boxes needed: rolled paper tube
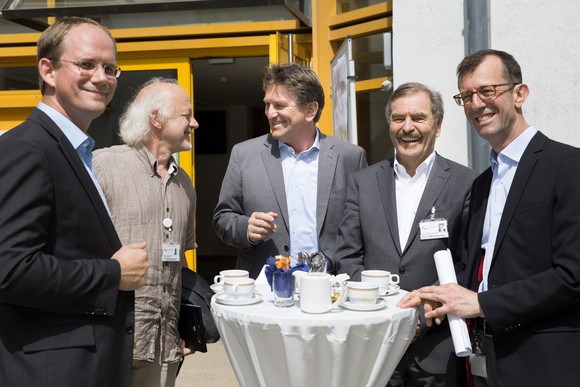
[433,249,472,357]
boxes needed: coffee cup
[213,269,249,285]
[347,281,379,305]
[224,278,255,299]
[361,270,400,295]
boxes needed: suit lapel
[378,159,403,255]
[465,168,491,288]
[492,132,545,263]
[405,154,450,252]
[261,135,289,230]
[316,134,337,237]
[34,109,121,249]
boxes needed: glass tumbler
[272,271,295,307]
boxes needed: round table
[211,283,418,387]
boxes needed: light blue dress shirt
[279,130,320,267]
[37,102,111,215]
[479,125,537,292]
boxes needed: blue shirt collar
[278,128,320,156]
[37,102,95,152]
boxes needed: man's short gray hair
[385,82,444,125]
[119,77,179,146]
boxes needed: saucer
[340,298,387,311]
[380,284,400,296]
[215,292,263,306]
[210,283,223,294]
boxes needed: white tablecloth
[211,282,418,387]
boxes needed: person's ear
[149,109,163,130]
[305,101,318,122]
[435,115,443,138]
[38,58,56,89]
[513,83,529,109]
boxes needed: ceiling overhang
[0,0,311,31]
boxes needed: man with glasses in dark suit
[399,49,580,387]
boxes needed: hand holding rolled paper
[432,249,472,357]
[397,249,476,357]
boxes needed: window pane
[352,33,391,82]
[337,0,385,13]
[0,67,38,90]
[356,88,392,164]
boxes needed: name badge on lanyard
[419,206,449,240]
[162,217,181,262]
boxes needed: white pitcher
[293,272,346,314]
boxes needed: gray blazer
[213,131,367,279]
[335,153,477,378]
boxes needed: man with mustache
[336,83,477,386]
[213,63,367,279]
[94,78,198,387]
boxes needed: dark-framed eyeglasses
[453,82,519,106]
[55,59,122,79]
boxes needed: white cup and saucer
[215,278,263,305]
[211,269,249,294]
[341,281,387,311]
[361,270,400,296]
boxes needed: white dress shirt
[279,130,320,266]
[394,151,436,250]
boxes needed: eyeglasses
[453,82,519,106]
[56,59,121,79]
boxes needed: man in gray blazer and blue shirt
[213,63,367,279]
[335,83,477,386]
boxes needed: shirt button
[399,266,406,274]
[126,325,134,334]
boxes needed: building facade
[1,0,578,271]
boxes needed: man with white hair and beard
[94,78,198,387]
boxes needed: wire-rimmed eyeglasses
[55,59,122,79]
[453,82,519,106]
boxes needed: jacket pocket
[22,324,95,353]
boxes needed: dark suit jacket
[0,108,134,387]
[213,132,367,279]
[335,153,477,378]
[461,131,580,386]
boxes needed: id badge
[419,218,449,240]
[162,243,181,262]
[469,353,488,378]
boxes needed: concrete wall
[393,0,468,165]
[489,0,580,146]
[393,0,580,168]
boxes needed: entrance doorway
[193,56,270,280]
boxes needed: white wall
[393,0,580,168]
[489,0,580,146]
[393,0,468,165]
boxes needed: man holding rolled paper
[399,49,580,387]
[335,82,477,386]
